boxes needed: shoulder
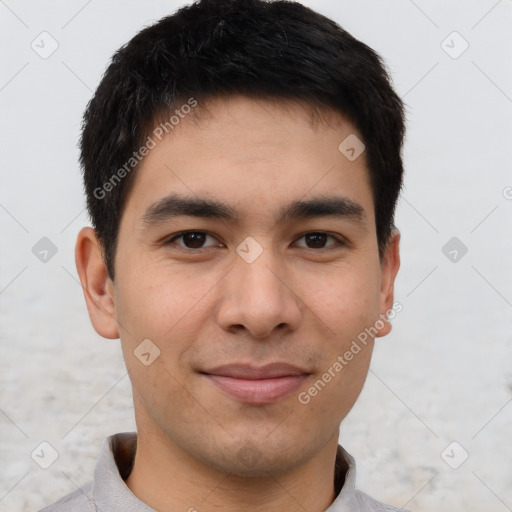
[38,481,95,512]
[353,489,411,512]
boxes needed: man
[40,0,406,510]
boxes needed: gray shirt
[39,432,408,512]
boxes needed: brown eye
[167,231,219,249]
[295,232,342,249]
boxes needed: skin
[75,95,400,512]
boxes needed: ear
[75,227,119,339]
[375,228,401,338]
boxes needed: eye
[166,231,221,249]
[294,232,345,249]
[164,230,345,251]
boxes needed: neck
[125,428,341,512]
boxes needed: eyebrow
[141,193,366,227]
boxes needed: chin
[196,436,311,478]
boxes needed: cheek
[303,263,381,341]
[115,260,201,340]
[114,264,207,424]
[114,260,219,387]
[296,343,373,434]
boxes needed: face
[78,95,399,477]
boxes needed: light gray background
[1,1,511,511]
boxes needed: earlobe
[75,227,120,339]
[375,228,401,338]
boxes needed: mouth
[199,363,311,404]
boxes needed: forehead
[122,95,374,228]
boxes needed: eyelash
[163,231,347,251]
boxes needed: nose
[215,246,303,339]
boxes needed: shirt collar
[92,432,358,512]
[93,433,153,511]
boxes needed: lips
[200,363,310,404]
